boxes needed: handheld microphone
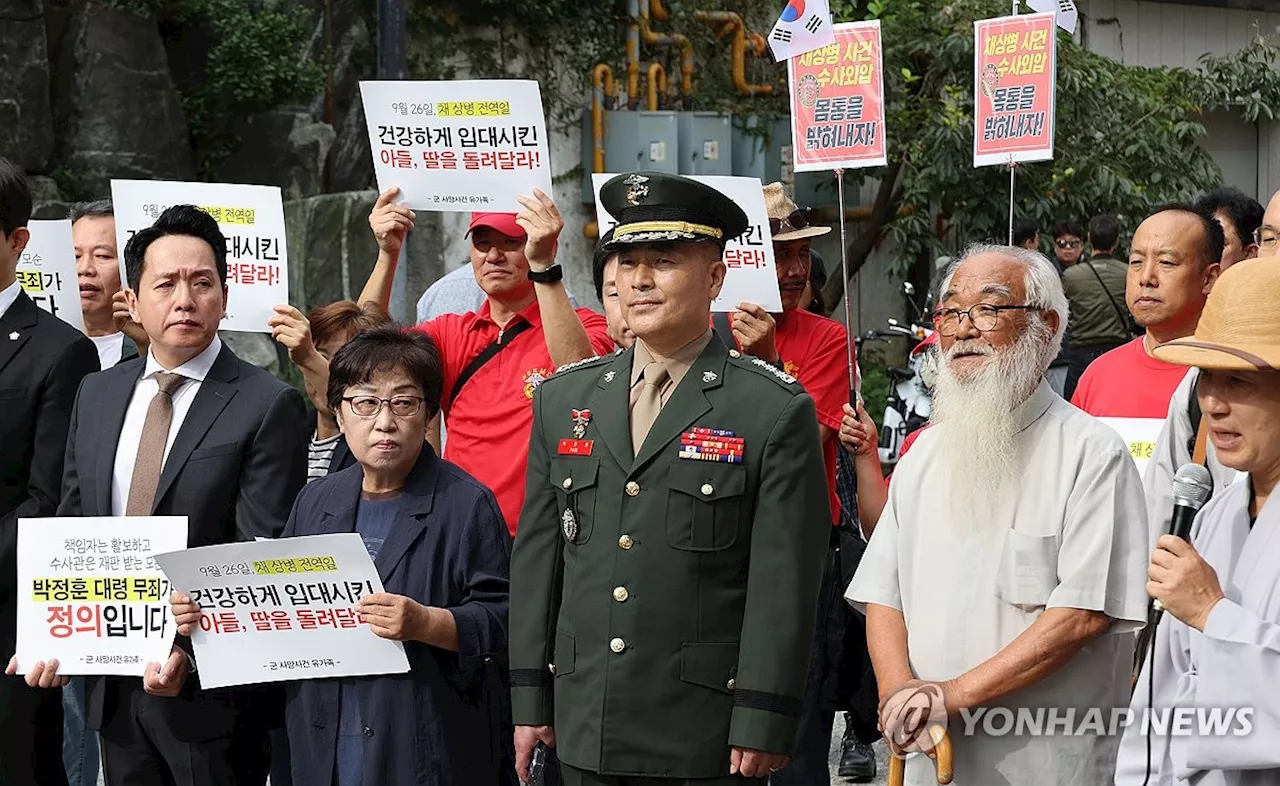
[1152,463,1213,614]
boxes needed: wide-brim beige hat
[763,182,831,242]
[1153,256,1280,371]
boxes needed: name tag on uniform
[558,439,594,456]
[678,428,744,464]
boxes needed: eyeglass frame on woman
[931,304,1043,336]
[341,395,426,418]
[1253,225,1278,254]
[769,209,810,235]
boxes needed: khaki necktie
[126,372,187,516]
[630,362,669,456]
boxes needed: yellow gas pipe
[646,63,667,112]
[638,0,693,97]
[585,64,617,240]
[692,10,773,97]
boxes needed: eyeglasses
[931,304,1042,336]
[769,209,811,235]
[1254,226,1278,255]
[1055,239,1082,249]
[342,395,425,418]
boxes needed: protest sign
[17,220,84,332]
[591,173,783,313]
[973,12,1057,168]
[788,21,887,171]
[360,80,554,213]
[15,517,188,676]
[1098,417,1165,477]
[110,180,288,333]
[154,534,410,689]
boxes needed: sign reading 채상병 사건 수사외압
[973,12,1057,168]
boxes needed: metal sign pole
[835,168,858,403]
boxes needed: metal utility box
[731,116,790,183]
[676,112,732,176]
[581,109,680,203]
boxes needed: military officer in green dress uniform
[509,172,832,785]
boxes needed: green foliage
[858,362,891,430]
[825,0,1238,280]
[1199,34,1280,123]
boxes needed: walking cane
[887,726,954,786]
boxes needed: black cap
[600,171,749,249]
[591,227,617,300]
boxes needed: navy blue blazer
[281,446,515,786]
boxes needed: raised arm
[359,186,416,310]
[516,190,595,367]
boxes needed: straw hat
[1153,257,1280,371]
[763,182,831,242]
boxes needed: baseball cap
[467,212,525,239]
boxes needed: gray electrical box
[731,116,790,184]
[676,112,732,176]
[581,109,680,203]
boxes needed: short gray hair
[69,198,113,223]
[940,243,1070,362]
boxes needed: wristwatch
[527,264,564,284]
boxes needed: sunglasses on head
[770,209,811,235]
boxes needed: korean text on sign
[154,533,410,689]
[19,220,84,332]
[360,80,554,213]
[15,518,189,676]
[972,12,1057,167]
[591,173,783,313]
[110,180,289,334]
[788,21,888,172]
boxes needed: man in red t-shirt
[362,187,614,534]
[1072,204,1223,419]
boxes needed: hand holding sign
[5,655,71,689]
[514,189,563,271]
[171,592,201,636]
[731,303,780,364]
[369,187,415,260]
[113,289,149,348]
[142,646,190,697]
[358,592,430,642]
[268,305,319,368]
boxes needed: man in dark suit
[17,204,309,785]
[0,159,99,785]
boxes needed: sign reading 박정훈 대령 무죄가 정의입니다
[591,173,783,314]
[15,517,189,676]
[360,79,554,214]
[110,180,288,334]
[154,533,410,690]
[788,21,887,172]
[18,220,84,333]
[973,12,1057,168]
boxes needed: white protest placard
[110,180,288,333]
[360,80,553,213]
[154,534,410,689]
[591,173,783,313]
[1098,417,1166,477]
[18,220,84,333]
[15,517,188,676]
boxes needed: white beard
[929,324,1049,534]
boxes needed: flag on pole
[1027,0,1078,34]
[768,0,837,62]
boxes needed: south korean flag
[768,0,837,62]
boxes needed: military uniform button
[610,637,626,653]
[613,586,629,602]
[618,534,634,550]
[549,663,556,675]
[729,349,741,358]
[562,477,573,489]
[625,481,640,497]
[727,678,735,691]
[701,483,714,496]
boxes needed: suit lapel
[151,347,240,513]
[0,292,40,377]
[315,465,362,535]
[372,450,438,582]
[632,339,727,471]
[96,363,146,515]
[589,349,636,471]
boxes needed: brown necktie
[126,372,188,515]
[630,362,669,456]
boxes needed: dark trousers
[0,674,68,786]
[99,684,270,786]
[562,765,745,785]
[1063,341,1126,401]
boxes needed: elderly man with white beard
[844,245,1151,786]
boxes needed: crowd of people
[0,148,1278,786]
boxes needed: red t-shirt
[722,309,853,524]
[1070,337,1188,418]
[419,300,615,535]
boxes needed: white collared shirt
[111,336,223,516]
[90,332,127,370]
[0,279,22,322]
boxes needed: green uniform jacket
[509,338,831,778]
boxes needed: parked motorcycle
[875,282,938,468]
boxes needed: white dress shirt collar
[143,335,223,382]
[0,279,22,322]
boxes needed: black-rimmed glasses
[342,395,425,418]
[931,304,1042,336]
